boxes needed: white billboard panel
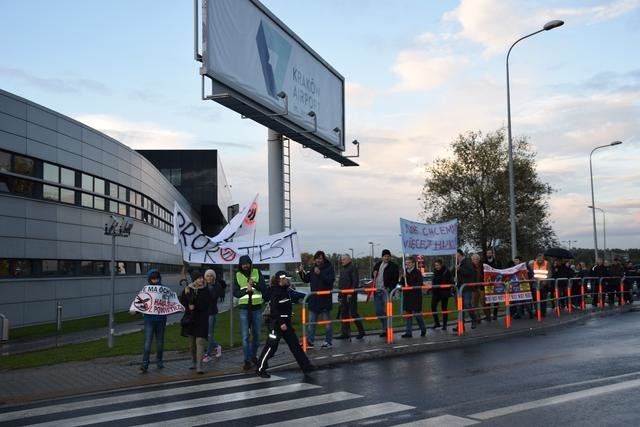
[202,0,345,151]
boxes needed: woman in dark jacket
[401,256,426,338]
[298,250,335,348]
[431,259,453,330]
[179,270,210,374]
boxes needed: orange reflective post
[505,290,511,329]
[386,299,393,343]
[536,287,542,322]
[555,287,561,317]
[301,306,307,352]
[599,283,604,309]
[619,280,625,306]
[581,282,586,311]
[456,294,464,336]
[567,286,573,313]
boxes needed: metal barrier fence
[298,276,639,350]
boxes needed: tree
[420,129,557,261]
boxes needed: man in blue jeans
[299,250,335,348]
[138,269,169,373]
[371,249,400,337]
[234,255,267,370]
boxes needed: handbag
[180,312,193,328]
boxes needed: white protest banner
[173,203,300,264]
[183,229,301,264]
[399,218,458,255]
[217,193,259,241]
[129,285,185,315]
[483,263,532,303]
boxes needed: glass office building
[0,89,229,327]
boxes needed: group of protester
[135,248,638,378]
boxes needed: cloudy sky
[2,0,639,259]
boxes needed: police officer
[256,271,315,378]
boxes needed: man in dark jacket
[401,256,426,338]
[256,271,314,378]
[371,249,400,337]
[233,255,267,370]
[591,259,608,307]
[431,259,453,330]
[299,250,335,348]
[336,254,365,340]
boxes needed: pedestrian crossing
[0,374,415,426]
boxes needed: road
[1,310,639,426]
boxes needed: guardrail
[297,276,638,350]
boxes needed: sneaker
[441,325,447,331]
[356,332,365,340]
[243,360,253,371]
[215,345,222,358]
[140,365,148,373]
[420,329,426,337]
[378,332,387,337]
[202,355,212,363]
[306,341,315,348]
[156,362,164,369]
[257,370,271,378]
[321,341,333,348]
[401,333,412,338]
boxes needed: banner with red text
[129,285,185,315]
[483,263,531,303]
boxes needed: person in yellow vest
[234,255,267,371]
[531,253,551,317]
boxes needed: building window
[109,182,118,198]
[43,163,59,183]
[0,259,32,277]
[118,203,127,216]
[118,185,127,201]
[60,188,75,204]
[94,178,105,195]
[13,155,35,176]
[42,259,58,275]
[81,193,93,208]
[60,167,74,186]
[0,175,35,196]
[0,151,10,172]
[94,196,105,211]
[109,200,118,213]
[43,184,58,201]
[81,174,93,191]
[59,260,77,275]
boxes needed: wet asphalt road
[300,309,640,425]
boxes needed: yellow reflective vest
[236,269,263,306]
[532,260,549,280]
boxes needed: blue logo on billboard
[256,20,292,98]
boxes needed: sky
[2,0,639,259]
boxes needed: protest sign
[483,263,531,303]
[400,218,458,255]
[129,285,185,315]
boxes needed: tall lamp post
[588,206,607,261]
[589,141,622,263]
[348,247,354,259]
[104,215,133,348]
[506,19,564,259]
[368,242,379,276]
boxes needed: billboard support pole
[268,129,286,276]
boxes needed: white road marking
[469,377,640,420]
[257,402,414,427]
[394,414,479,426]
[0,376,282,422]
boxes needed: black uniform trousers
[257,322,311,372]
[430,289,450,327]
[339,295,365,337]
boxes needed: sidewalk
[0,304,635,406]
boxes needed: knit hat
[275,270,288,279]
[381,249,391,257]
[190,269,203,281]
[239,255,252,266]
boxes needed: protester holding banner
[482,249,501,321]
[132,268,180,373]
[299,250,335,348]
[401,256,427,338]
[371,249,400,337]
[203,269,224,363]
[234,255,267,371]
[431,259,453,330]
[179,270,210,374]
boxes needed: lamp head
[333,127,340,133]
[307,111,316,118]
[352,139,359,146]
[610,140,622,146]
[543,20,564,31]
[276,91,287,99]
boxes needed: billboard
[201,0,348,157]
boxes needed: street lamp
[589,141,622,263]
[588,206,607,261]
[104,215,133,348]
[348,247,354,259]
[506,19,564,260]
[368,242,379,276]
